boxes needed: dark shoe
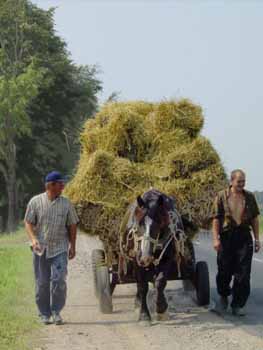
[214,296,228,313]
[138,312,151,322]
[232,307,246,316]
[219,296,228,310]
[39,315,51,325]
[52,313,64,325]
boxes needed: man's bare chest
[227,194,245,225]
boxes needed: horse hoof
[138,313,151,322]
[156,310,170,321]
[134,298,141,309]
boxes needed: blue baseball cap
[45,171,65,183]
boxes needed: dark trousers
[216,228,253,308]
[33,250,68,317]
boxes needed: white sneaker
[219,296,228,310]
[52,313,63,325]
[40,315,51,325]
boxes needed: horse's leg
[134,282,141,308]
[155,270,169,320]
[138,279,151,321]
[134,263,142,308]
[136,268,151,321]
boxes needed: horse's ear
[137,195,145,208]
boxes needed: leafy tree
[0,0,102,231]
[0,0,44,231]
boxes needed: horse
[119,189,187,322]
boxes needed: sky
[32,0,263,190]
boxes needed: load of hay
[65,99,227,256]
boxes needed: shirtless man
[212,169,261,316]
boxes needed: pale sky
[32,0,263,190]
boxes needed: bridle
[121,209,186,270]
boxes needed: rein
[120,209,187,274]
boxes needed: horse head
[134,192,170,267]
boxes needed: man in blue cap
[24,171,79,325]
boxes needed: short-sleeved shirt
[212,187,260,233]
[24,192,79,258]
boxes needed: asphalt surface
[194,233,263,338]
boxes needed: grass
[0,226,40,350]
[259,215,263,235]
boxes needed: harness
[119,209,187,277]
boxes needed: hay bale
[103,111,150,162]
[151,129,190,158]
[65,99,226,255]
[151,99,204,137]
[81,102,153,162]
[166,137,220,179]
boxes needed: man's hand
[213,238,221,252]
[255,240,261,253]
[32,238,41,253]
[69,245,76,260]
[212,218,221,252]
[68,224,77,260]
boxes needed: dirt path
[37,233,263,350]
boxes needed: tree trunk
[15,180,20,226]
[6,169,17,233]
[5,141,19,233]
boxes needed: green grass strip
[0,228,40,350]
[259,215,263,235]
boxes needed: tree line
[0,0,102,232]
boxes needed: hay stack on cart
[65,100,226,259]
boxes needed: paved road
[194,233,263,338]
[39,233,263,350]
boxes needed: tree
[0,0,44,232]
[0,1,102,231]
[15,5,102,206]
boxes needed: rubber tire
[91,249,105,298]
[187,239,196,266]
[96,265,113,314]
[195,261,210,306]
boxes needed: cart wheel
[91,249,105,298]
[186,239,196,266]
[96,265,113,313]
[195,261,210,306]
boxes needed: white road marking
[253,257,263,263]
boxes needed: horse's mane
[142,189,175,212]
[120,189,177,236]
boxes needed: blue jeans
[33,250,68,317]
